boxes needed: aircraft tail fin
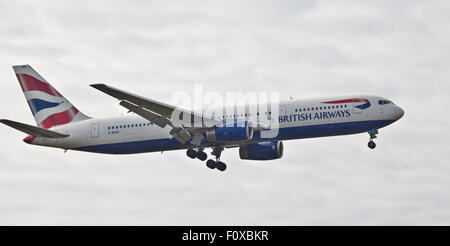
[12,65,90,129]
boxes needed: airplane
[0,65,404,172]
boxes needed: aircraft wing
[91,83,220,145]
[91,84,176,117]
[0,119,69,138]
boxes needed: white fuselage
[27,95,404,154]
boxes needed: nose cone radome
[394,106,405,120]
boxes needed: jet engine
[239,141,283,160]
[206,121,253,142]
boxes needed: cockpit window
[378,100,394,105]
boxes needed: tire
[368,141,376,149]
[197,151,207,161]
[216,162,227,172]
[206,159,216,169]
[186,149,197,159]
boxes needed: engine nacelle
[239,141,284,160]
[206,121,253,142]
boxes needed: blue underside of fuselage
[73,120,395,154]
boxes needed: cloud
[0,0,449,225]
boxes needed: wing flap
[0,119,69,138]
[119,100,171,128]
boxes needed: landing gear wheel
[196,151,207,161]
[208,147,227,171]
[206,159,216,169]
[367,129,378,150]
[216,162,227,172]
[368,141,376,149]
[186,149,197,159]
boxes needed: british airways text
[279,110,351,123]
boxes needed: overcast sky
[0,0,449,225]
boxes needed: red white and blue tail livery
[1,65,404,172]
[13,65,89,129]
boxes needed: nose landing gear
[368,129,378,149]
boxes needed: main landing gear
[207,147,226,172]
[368,129,378,149]
[186,147,227,171]
[186,148,207,161]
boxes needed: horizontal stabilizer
[0,119,69,138]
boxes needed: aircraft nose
[394,106,404,120]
